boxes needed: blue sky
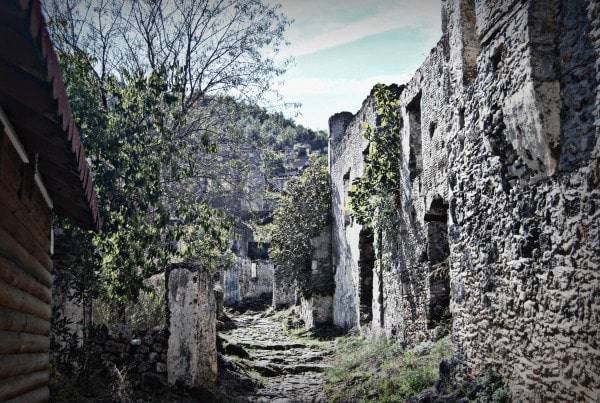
[269,0,442,131]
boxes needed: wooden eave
[0,0,101,231]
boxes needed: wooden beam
[0,59,55,118]
[0,255,51,304]
[0,370,49,401]
[0,280,50,321]
[0,25,47,82]
[0,307,49,336]
[0,354,49,378]
[0,226,51,286]
[0,197,52,270]
[4,386,49,403]
[0,331,48,354]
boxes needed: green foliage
[325,335,453,403]
[92,275,166,332]
[349,84,402,226]
[177,96,328,221]
[59,50,234,304]
[270,156,331,295]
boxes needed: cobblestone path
[219,311,333,403]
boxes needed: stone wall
[167,262,218,390]
[298,227,334,328]
[89,325,168,393]
[329,105,375,331]
[272,268,296,309]
[329,0,599,399]
[222,222,274,306]
[447,1,599,400]
[240,260,274,301]
[222,257,274,305]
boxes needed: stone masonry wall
[89,325,168,393]
[446,1,599,400]
[329,0,599,399]
[222,257,274,305]
[272,269,296,309]
[167,262,218,390]
[329,102,376,331]
[298,226,334,328]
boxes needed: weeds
[93,274,166,331]
[325,335,453,402]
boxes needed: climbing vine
[349,84,402,226]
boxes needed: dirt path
[219,311,333,403]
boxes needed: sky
[269,0,443,131]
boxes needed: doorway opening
[358,226,375,326]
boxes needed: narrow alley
[219,309,334,403]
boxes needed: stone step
[249,361,332,377]
[239,342,307,351]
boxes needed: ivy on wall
[349,84,402,226]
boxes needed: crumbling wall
[329,105,375,331]
[238,260,273,301]
[222,223,274,305]
[222,260,242,305]
[447,0,600,400]
[298,226,334,328]
[167,262,217,390]
[272,268,295,309]
[330,44,452,341]
[89,325,169,393]
[222,257,273,305]
[329,0,599,399]
[374,41,452,343]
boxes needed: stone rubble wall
[89,325,169,393]
[447,0,599,400]
[329,0,599,400]
[222,259,242,305]
[167,262,218,390]
[240,260,274,301]
[222,257,274,305]
[272,268,296,309]
[298,226,334,328]
[298,294,333,330]
[329,105,375,331]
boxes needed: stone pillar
[167,262,217,390]
[272,267,295,309]
[298,226,334,328]
[214,285,224,320]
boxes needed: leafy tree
[270,156,331,295]
[59,50,234,306]
[43,0,292,308]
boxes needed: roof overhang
[0,0,101,231]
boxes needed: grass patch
[325,335,453,402]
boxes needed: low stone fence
[89,325,169,392]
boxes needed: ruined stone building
[221,222,274,305]
[329,0,599,400]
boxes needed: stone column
[167,262,217,390]
[298,226,334,328]
[272,267,296,309]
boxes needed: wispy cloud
[265,0,442,129]
[277,74,413,97]
[274,0,441,57]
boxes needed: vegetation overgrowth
[269,156,332,295]
[349,84,403,227]
[325,335,453,402]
